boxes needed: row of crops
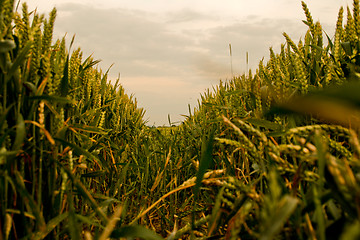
[1,0,360,239]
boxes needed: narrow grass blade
[4,213,12,240]
[68,191,81,240]
[32,212,69,240]
[12,113,25,151]
[192,127,215,232]
[313,186,326,240]
[260,195,299,240]
[194,128,215,199]
[6,41,32,83]
[60,56,69,97]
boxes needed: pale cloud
[165,8,216,24]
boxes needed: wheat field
[1,0,360,239]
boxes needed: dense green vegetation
[1,0,360,239]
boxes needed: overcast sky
[22,0,353,125]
